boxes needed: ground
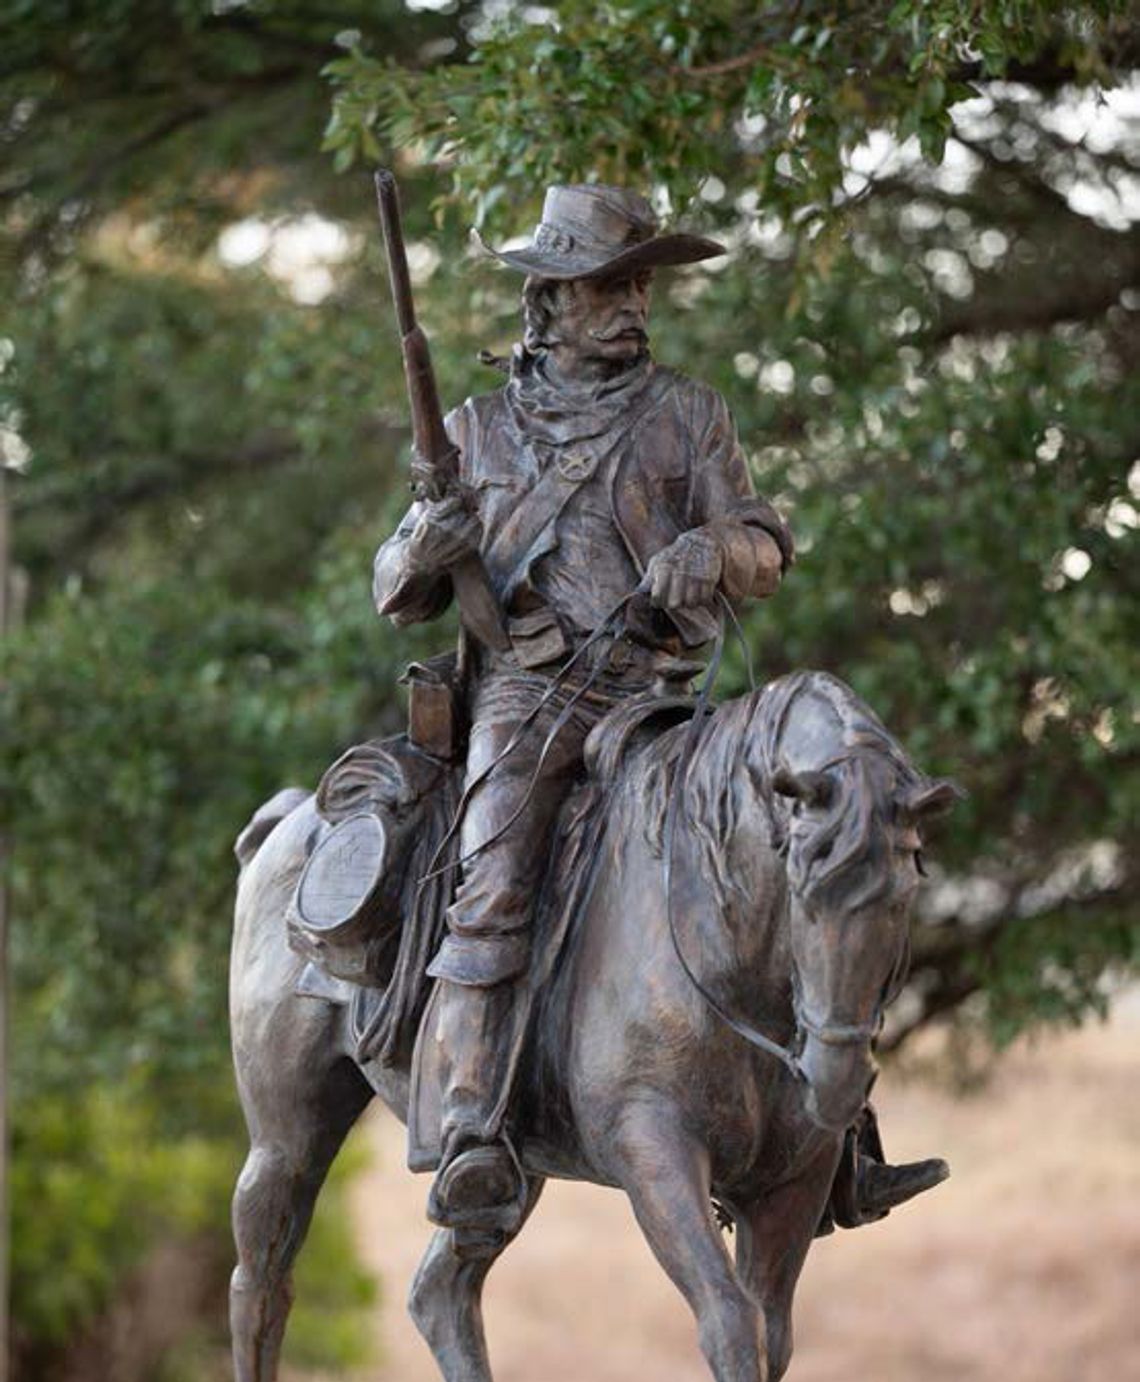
[327,992,1140,1380]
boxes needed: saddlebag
[287,734,458,1008]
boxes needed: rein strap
[662,596,806,1082]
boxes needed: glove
[405,494,483,574]
[644,528,723,613]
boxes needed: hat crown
[536,185,658,257]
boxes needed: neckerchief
[503,348,658,457]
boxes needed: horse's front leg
[732,1140,841,1382]
[407,1175,545,1382]
[611,1102,767,1382]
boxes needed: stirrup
[427,1138,527,1238]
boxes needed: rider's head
[522,272,653,378]
[478,184,724,380]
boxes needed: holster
[401,650,468,760]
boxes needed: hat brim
[473,229,725,280]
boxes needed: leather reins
[413,583,897,1076]
[661,594,901,1077]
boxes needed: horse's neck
[678,696,793,1015]
[760,669,903,776]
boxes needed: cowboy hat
[475,184,724,280]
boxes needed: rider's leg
[426,978,530,1245]
[408,1176,546,1382]
[612,1101,767,1382]
[425,677,599,1237]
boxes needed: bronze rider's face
[547,271,653,379]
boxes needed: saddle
[287,689,695,1141]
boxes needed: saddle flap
[407,982,445,1172]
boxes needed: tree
[1,1,454,1369]
[1,0,1137,1366]
[324,0,1139,1047]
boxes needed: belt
[583,631,704,686]
[584,631,649,677]
[486,602,704,686]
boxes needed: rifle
[374,170,509,652]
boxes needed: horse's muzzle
[798,1036,877,1133]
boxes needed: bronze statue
[228,180,955,1382]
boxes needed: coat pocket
[508,608,570,670]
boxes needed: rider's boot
[851,1099,949,1221]
[426,979,528,1256]
[822,1103,949,1231]
[856,1154,949,1220]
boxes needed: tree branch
[883,873,1135,1050]
[948,30,1140,92]
[674,41,788,79]
[14,419,404,577]
[15,105,211,260]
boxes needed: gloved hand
[644,528,723,612]
[405,493,483,573]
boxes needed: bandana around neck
[503,347,658,452]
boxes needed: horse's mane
[679,671,925,916]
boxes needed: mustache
[588,321,648,342]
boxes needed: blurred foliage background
[1,1,1137,1376]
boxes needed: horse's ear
[772,765,834,809]
[900,778,964,824]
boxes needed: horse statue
[229,669,958,1382]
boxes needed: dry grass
[337,996,1140,1381]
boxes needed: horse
[228,669,958,1382]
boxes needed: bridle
[792,997,883,1050]
[663,617,910,1082]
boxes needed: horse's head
[773,757,959,1132]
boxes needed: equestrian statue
[228,178,957,1382]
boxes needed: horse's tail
[233,787,311,872]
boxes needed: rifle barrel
[375,170,417,338]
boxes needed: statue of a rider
[373,185,944,1248]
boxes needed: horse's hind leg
[613,1106,766,1382]
[408,1176,546,1382]
[230,1048,372,1382]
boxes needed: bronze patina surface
[228,180,956,1382]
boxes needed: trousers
[428,666,634,986]
[425,664,644,1155]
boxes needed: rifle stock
[374,170,509,652]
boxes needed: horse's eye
[915,850,928,878]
